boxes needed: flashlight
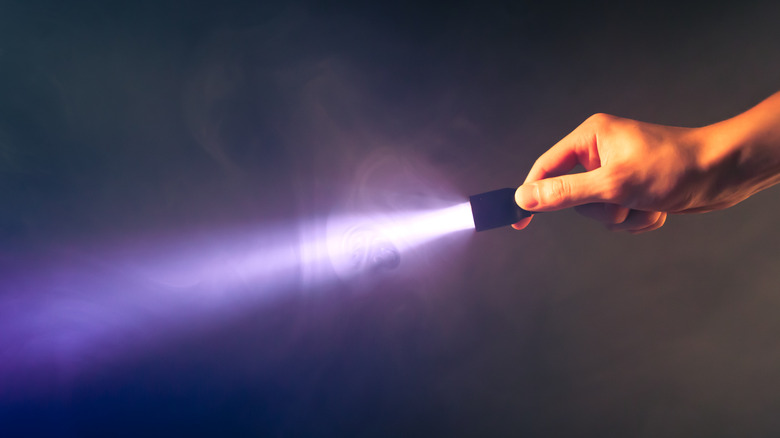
[469,188,532,232]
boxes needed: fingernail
[516,184,538,210]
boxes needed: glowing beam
[383,202,475,249]
[324,202,475,279]
[0,200,478,395]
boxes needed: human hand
[513,92,780,233]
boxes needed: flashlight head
[469,188,532,232]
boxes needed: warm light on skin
[513,92,780,233]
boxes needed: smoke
[0,5,481,397]
[5,1,780,436]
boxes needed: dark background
[2,0,780,436]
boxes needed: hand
[513,92,780,233]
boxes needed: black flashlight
[469,188,533,232]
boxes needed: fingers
[516,167,614,212]
[606,210,665,233]
[511,215,533,230]
[517,115,623,212]
[524,114,605,184]
[574,203,630,225]
[514,113,670,231]
[628,212,667,234]
[573,203,668,233]
[512,205,667,233]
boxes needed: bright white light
[325,201,474,279]
[383,202,475,250]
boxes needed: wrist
[695,109,780,191]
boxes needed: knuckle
[542,178,570,203]
[586,112,614,126]
[599,167,631,203]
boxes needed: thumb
[516,169,610,212]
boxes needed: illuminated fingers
[628,212,667,234]
[511,215,533,230]
[606,209,665,233]
[516,168,616,211]
[524,114,606,184]
[572,203,667,233]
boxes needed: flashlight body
[469,188,532,231]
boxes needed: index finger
[525,116,603,184]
